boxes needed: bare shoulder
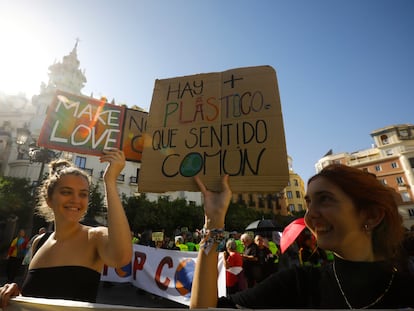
[86,225,108,241]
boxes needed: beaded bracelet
[199,228,226,255]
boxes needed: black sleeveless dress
[21,266,101,302]
[21,232,101,302]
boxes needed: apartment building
[315,124,414,229]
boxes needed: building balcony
[347,154,382,166]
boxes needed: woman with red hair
[190,164,413,309]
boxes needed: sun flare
[0,16,52,97]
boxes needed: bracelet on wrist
[199,227,225,255]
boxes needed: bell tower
[30,41,87,139]
[46,39,87,94]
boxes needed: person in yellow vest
[131,231,139,244]
[266,239,280,273]
[235,239,244,254]
[297,231,328,267]
[193,231,201,251]
[230,231,244,254]
[175,236,188,251]
[185,233,197,251]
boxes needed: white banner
[101,244,226,306]
[6,245,225,310]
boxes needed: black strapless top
[21,266,101,302]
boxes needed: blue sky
[1,0,413,184]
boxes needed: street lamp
[16,127,60,183]
[16,128,30,146]
[28,148,59,183]
[16,127,31,160]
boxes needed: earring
[364,224,369,231]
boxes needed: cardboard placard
[151,231,164,242]
[37,91,147,162]
[139,66,289,193]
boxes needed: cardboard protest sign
[37,91,147,162]
[139,66,289,193]
[151,231,164,241]
[121,108,147,162]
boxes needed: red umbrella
[280,218,307,254]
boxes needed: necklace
[332,261,396,309]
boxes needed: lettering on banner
[101,245,224,304]
[132,251,174,291]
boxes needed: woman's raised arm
[190,175,232,309]
[96,149,132,267]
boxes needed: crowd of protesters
[129,225,334,294]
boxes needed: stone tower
[29,41,87,140]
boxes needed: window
[286,191,293,199]
[258,195,264,208]
[75,156,86,168]
[386,149,393,156]
[391,162,398,169]
[248,194,255,206]
[294,179,299,186]
[380,135,389,145]
[296,191,301,198]
[267,194,273,208]
[408,209,414,217]
[381,179,387,185]
[409,157,414,169]
[288,204,295,212]
[136,168,140,182]
[298,204,303,211]
[401,192,411,202]
[396,176,404,185]
[375,165,382,172]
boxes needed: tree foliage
[0,176,287,240]
[122,194,275,237]
[83,183,105,225]
[122,194,205,236]
[0,176,34,229]
[225,202,272,232]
